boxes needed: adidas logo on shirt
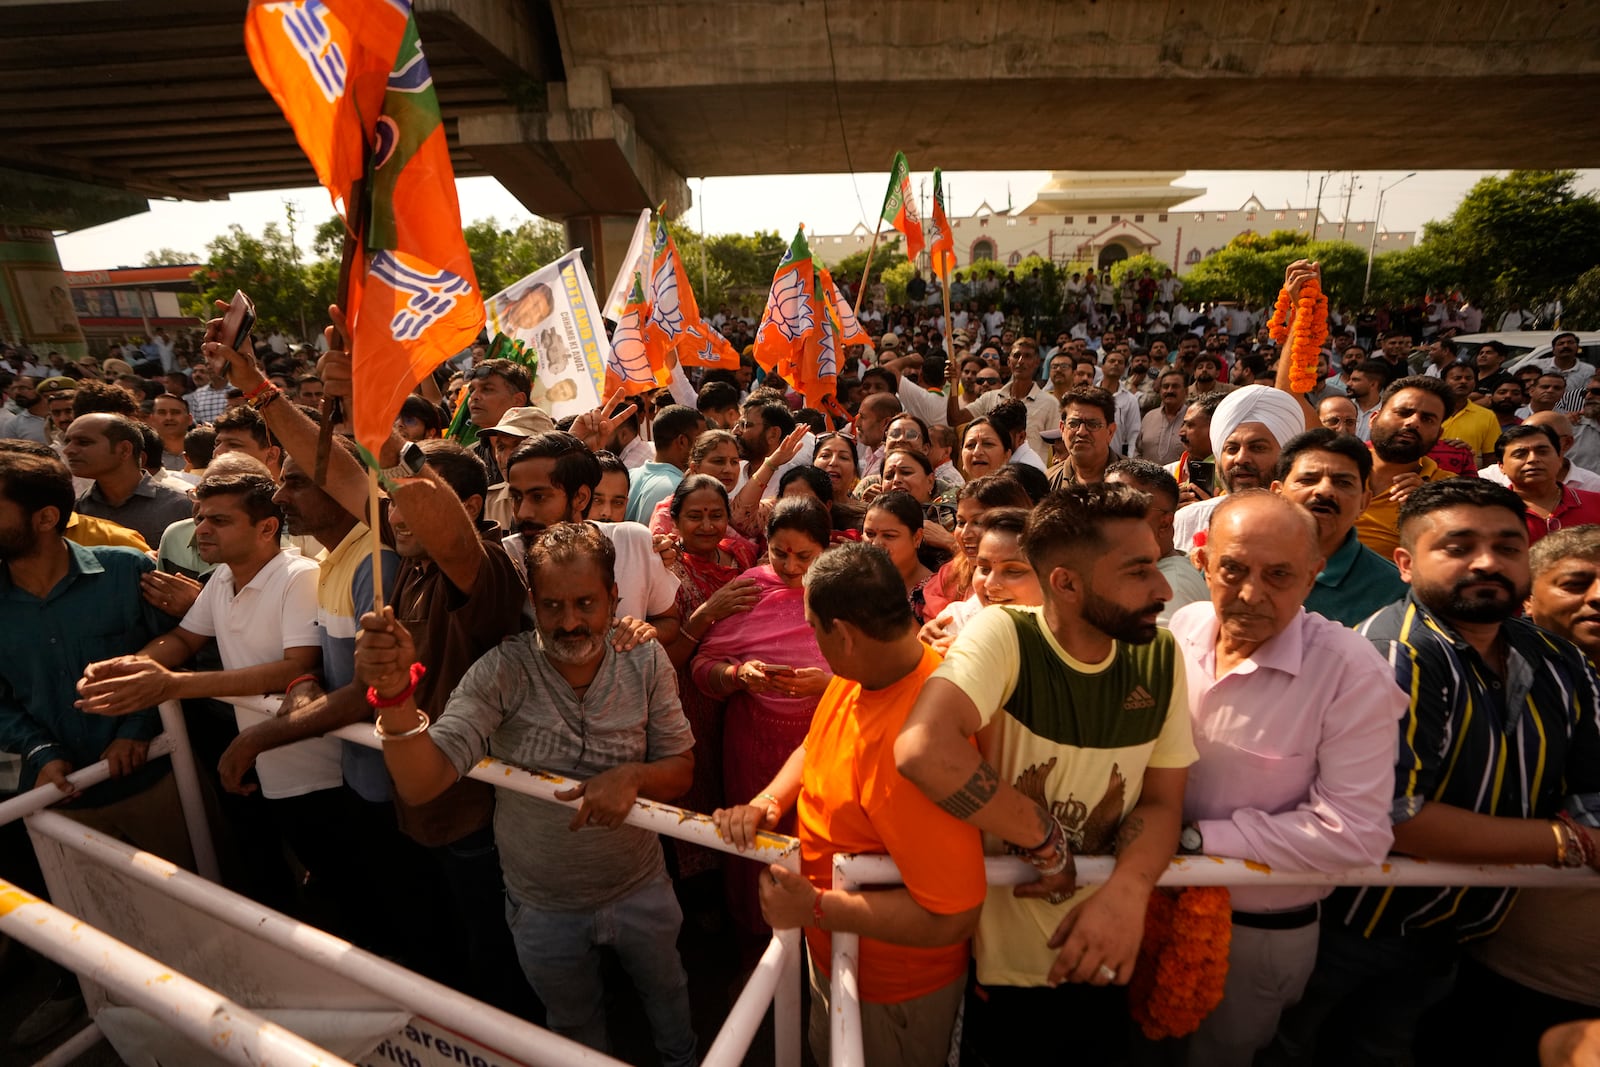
[1122,685,1156,711]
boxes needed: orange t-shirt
[798,645,987,1003]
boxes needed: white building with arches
[810,171,1413,276]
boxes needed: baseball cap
[478,405,557,439]
[879,333,901,350]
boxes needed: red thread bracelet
[367,662,426,709]
[812,890,827,929]
[284,673,319,694]
[243,378,273,401]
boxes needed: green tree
[1418,170,1600,315]
[1109,253,1167,292]
[1182,235,1371,308]
[142,248,198,266]
[832,235,904,289]
[192,221,316,339]
[464,216,567,298]
[1367,243,1461,307]
[881,260,917,304]
[1563,266,1600,330]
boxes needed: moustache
[552,627,594,642]
[1452,573,1517,597]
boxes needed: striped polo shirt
[1331,594,1600,942]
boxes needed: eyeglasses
[1063,418,1106,433]
[1585,388,1600,397]
[976,376,1001,384]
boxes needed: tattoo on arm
[938,762,1000,820]
[1113,814,1146,855]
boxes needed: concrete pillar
[563,214,645,297]
[0,226,88,361]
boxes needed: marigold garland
[1269,273,1330,395]
[1127,886,1232,1040]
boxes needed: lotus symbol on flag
[370,252,472,342]
[648,255,685,340]
[817,314,838,381]
[762,269,814,343]
[610,310,654,387]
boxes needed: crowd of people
[1,258,1598,1067]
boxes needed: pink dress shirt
[1168,602,1407,913]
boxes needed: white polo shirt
[182,551,335,800]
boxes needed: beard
[1418,572,1528,624]
[1370,422,1432,463]
[538,625,607,664]
[0,524,40,561]
[1081,585,1163,645]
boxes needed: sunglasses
[923,502,957,525]
[976,376,1001,384]
[1585,388,1600,398]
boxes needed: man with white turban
[1172,385,1310,553]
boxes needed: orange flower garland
[1128,886,1232,1040]
[1266,273,1331,395]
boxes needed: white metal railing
[827,851,1600,1067]
[2,700,804,1067]
[0,875,358,1067]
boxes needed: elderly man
[1314,391,1360,435]
[356,523,698,1065]
[896,483,1195,1063]
[1170,492,1404,1066]
[1538,331,1597,407]
[1569,374,1600,474]
[1268,480,1600,1066]
[1271,430,1406,626]
[1172,385,1309,553]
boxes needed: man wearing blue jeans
[356,522,698,1066]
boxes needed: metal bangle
[373,710,430,742]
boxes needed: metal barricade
[826,851,1600,1067]
[1,700,802,1067]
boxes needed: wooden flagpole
[851,222,881,322]
[940,268,954,371]
[327,171,385,612]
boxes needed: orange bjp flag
[606,272,664,396]
[246,0,484,455]
[754,226,820,376]
[928,168,956,280]
[878,151,925,262]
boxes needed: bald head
[1525,409,1574,442]
[859,392,901,420]
[1210,490,1320,558]
[1200,490,1321,648]
[1318,395,1360,436]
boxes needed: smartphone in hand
[212,290,256,385]
[761,664,796,677]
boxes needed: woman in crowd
[871,449,960,560]
[919,471,1033,618]
[862,490,940,624]
[650,429,743,536]
[959,416,1014,481]
[919,507,1042,652]
[776,465,864,542]
[661,475,760,880]
[691,497,833,934]
[812,430,862,501]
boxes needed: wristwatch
[381,441,426,483]
[1179,823,1204,855]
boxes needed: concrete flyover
[2,0,1599,231]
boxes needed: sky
[53,168,1600,272]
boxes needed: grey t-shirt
[429,633,694,911]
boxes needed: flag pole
[331,168,385,613]
[852,223,881,322]
[941,269,954,371]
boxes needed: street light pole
[1363,172,1417,301]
